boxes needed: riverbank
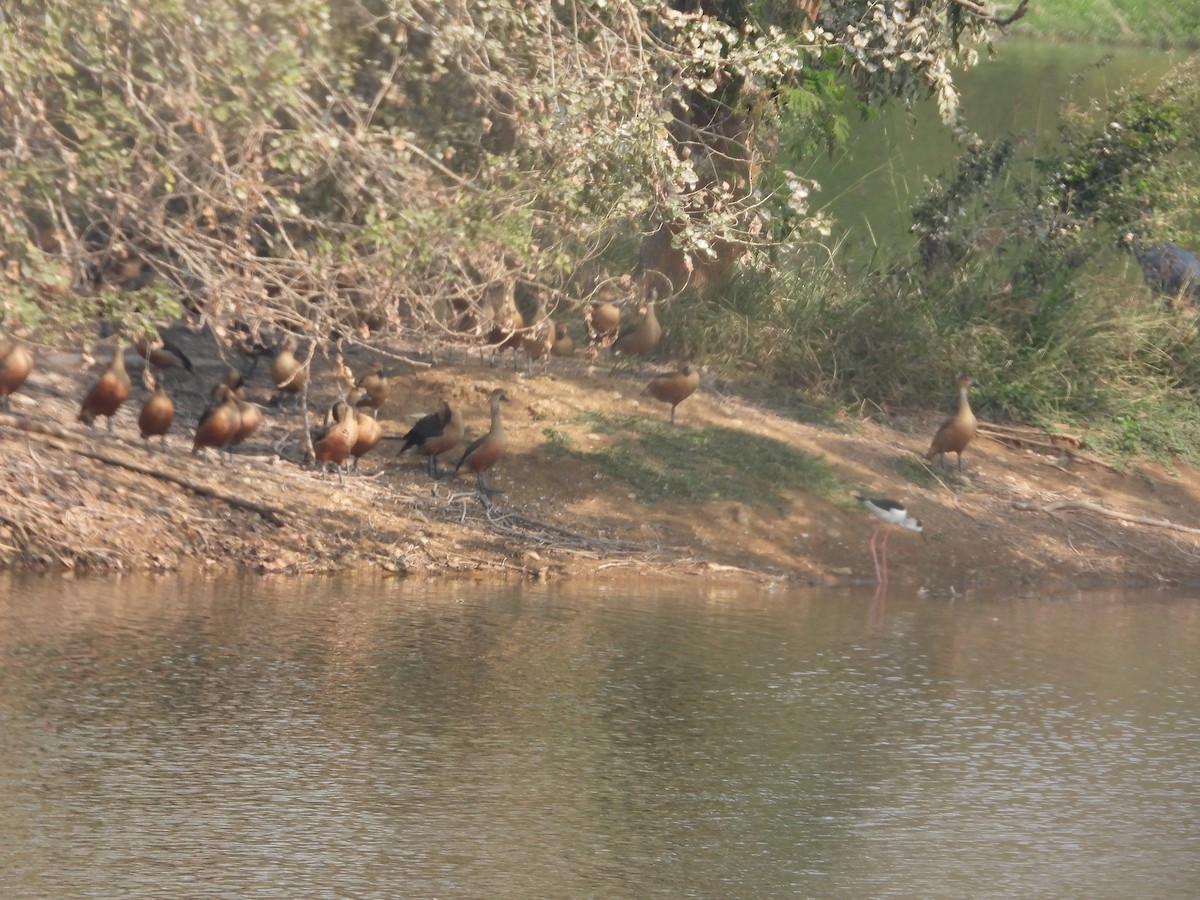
[2,325,1200,591]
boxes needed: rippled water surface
[2,573,1199,898]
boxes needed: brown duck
[926,375,980,471]
[137,375,175,450]
[0,330,33,412]
[270,335,308,409]
[351,409,384,471]
[585,301,621,344]
[486,303,524,368]
[311,399,359,485]
[218,364,246,394]
[398,400,465,478]
[454,388,510,497]
[522,304,556,374]
[353,361,390,417]
[229,396,264,453]
[551,321,575,357]
[79,343,132,431]
[645,362,700,425]
[193,384,243,463]
[613,298,661,359]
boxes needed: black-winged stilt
[852,492,924,585]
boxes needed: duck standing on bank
[270,335,308,410]
[454,388,510,498]
[354,361,390,417]
[351,408,384,471]
[193,384,243,464]
[522,302,556,375]
[645,362,700,425]
[0,329,33,413]
[926,375,979,471]
[398,401,464,478]
[310,399,359,485]
[137,374,175,450]
[79,342,132,432]
[612,297,661,362]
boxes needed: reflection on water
[1,572,1199,898]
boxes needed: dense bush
[0,1,1007,354]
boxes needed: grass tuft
[549,413,846,507]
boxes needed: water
[2,572,1199,898]
[802,40,1184,253]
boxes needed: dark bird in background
[0,329,33,412]
[1135,241,1200,306]
[644,362,700,425]
[454,388,510,498]
[398,400,464,478]
[79,343,132,431]
[134,332,194,377]
[926,375,979,472]
[137,374,175,450]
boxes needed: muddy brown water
[2,571,1198,898]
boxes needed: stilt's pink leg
[879,528,892,585]
[869,526,883,584]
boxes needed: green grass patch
[548,413,846,508]
[885,454,947,491]
[1019,1,1200,48]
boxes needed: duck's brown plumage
[585,302,621,344]
[351,409,384,470]
[551,321,575,356]
[219,364,245,394]
[0,331,33,412]
[79,344,132,431]
[613,299,662,358]
[926,375,979,471]
[137,378,175,449]
[193,384,242,462]
[311,400,359,484]
[230,397,264,450]
[645,362,700,425]
[522,307,555,373]
[270,335,307,406]
[354,361,389,416]
[454,389,510,496]
[399,401,464,478]
[486,305,524,366]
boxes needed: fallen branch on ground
[1012,499,1200,536]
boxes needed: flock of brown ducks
[1,307,981,536]
[0,299,709,500]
